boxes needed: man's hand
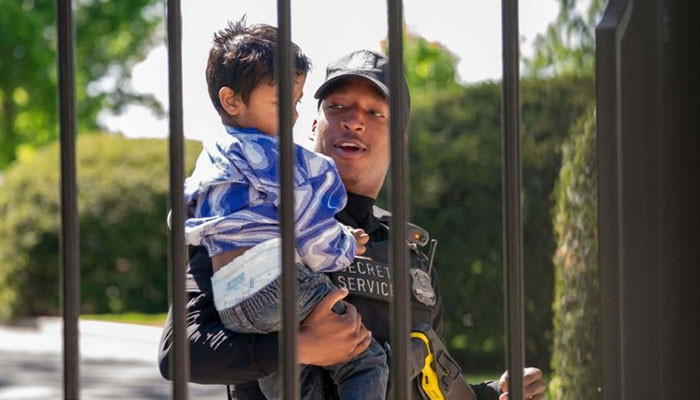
[497,368,547,400]
[350,228,369,255]
[298,288,372,366]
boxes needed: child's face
[233,74,306,135]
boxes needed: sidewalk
[0,317,226,400]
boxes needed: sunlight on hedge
[549,107,601,399]
[0,134,200,321]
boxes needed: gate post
[56,0,80,397]
[166,0,189,398]
[501,0,525,398]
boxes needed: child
[183,19,388,400]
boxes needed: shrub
[404,76,594,371]
[0,134,200,321]
[549,106,601,399]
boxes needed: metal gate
[55,0,526,398]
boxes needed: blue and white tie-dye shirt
[184,126,356,273]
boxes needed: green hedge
[0,134,200,321]
[549,107,601,399]
[403,77,594,371]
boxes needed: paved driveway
[0,318,227,400]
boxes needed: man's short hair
[205,17,311,116]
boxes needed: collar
[224,125,264,135]
[336,193,383,235]
[345,192,374,224]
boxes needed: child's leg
[216,262,338,399]
[212,239,286,334]
[296,270,388,400]
[257,267,335,399]
[216,278,283,334]
[216,260,335,334]
[259,365,329,400]
[324,338,388,400]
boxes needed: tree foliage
[381,31,595,371]
[382,30,461,101]
[549,107,600,399]
[0,134,200,321]
[526,0,607,77]
[526,1,604,394]
[0,0,162,169]
[408,77,593,371]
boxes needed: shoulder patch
[372,206,430,247]
[373,205,391,222]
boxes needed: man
[159,50,546,400]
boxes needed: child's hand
[350,228,369,255]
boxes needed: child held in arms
[182,18,388,400]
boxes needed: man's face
[232,73,306,135]
[313,78,389,198]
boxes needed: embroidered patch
[329,256,436,306]
[345,51,377,71]
[330,257,394,301]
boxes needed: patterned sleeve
[185,192,281,256]
[184,132,356,267]
[184,134,281,256]
[217,133,356,272]
[293,147,357,273]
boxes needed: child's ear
[219,87,241,116]
[309,119,318,142]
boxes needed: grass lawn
[466,372,501,384]
[81,312,167,326]
[466,371,552,390]
[78,313,550,391]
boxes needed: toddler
[183,19,387,400]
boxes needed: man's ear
[219,87,241,117]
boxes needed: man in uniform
[159,50,546,400]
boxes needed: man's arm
[158,290,279,384]
[158,247,371,384]
[158,289,372,383]
[495,368,547,400]
[298,288,373,366]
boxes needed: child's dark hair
[206,17,311,116]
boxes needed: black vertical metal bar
[387,1,410,399]
[56,0,79,398]
[595,1,634,399]
[166,0,188,398]
[501,0,525,399]
[276,0,298,399]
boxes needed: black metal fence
[56,0,79,398]
[594,1,700,398]
[596,2,633,398]
[55,0,526,398]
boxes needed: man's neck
[342,192,375,226]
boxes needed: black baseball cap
[314,50,411,133]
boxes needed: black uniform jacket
[158,194,500,399]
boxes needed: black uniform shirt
[158,192,500,399]
[331,194,443,347]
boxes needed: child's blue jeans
[212,239,388,400]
